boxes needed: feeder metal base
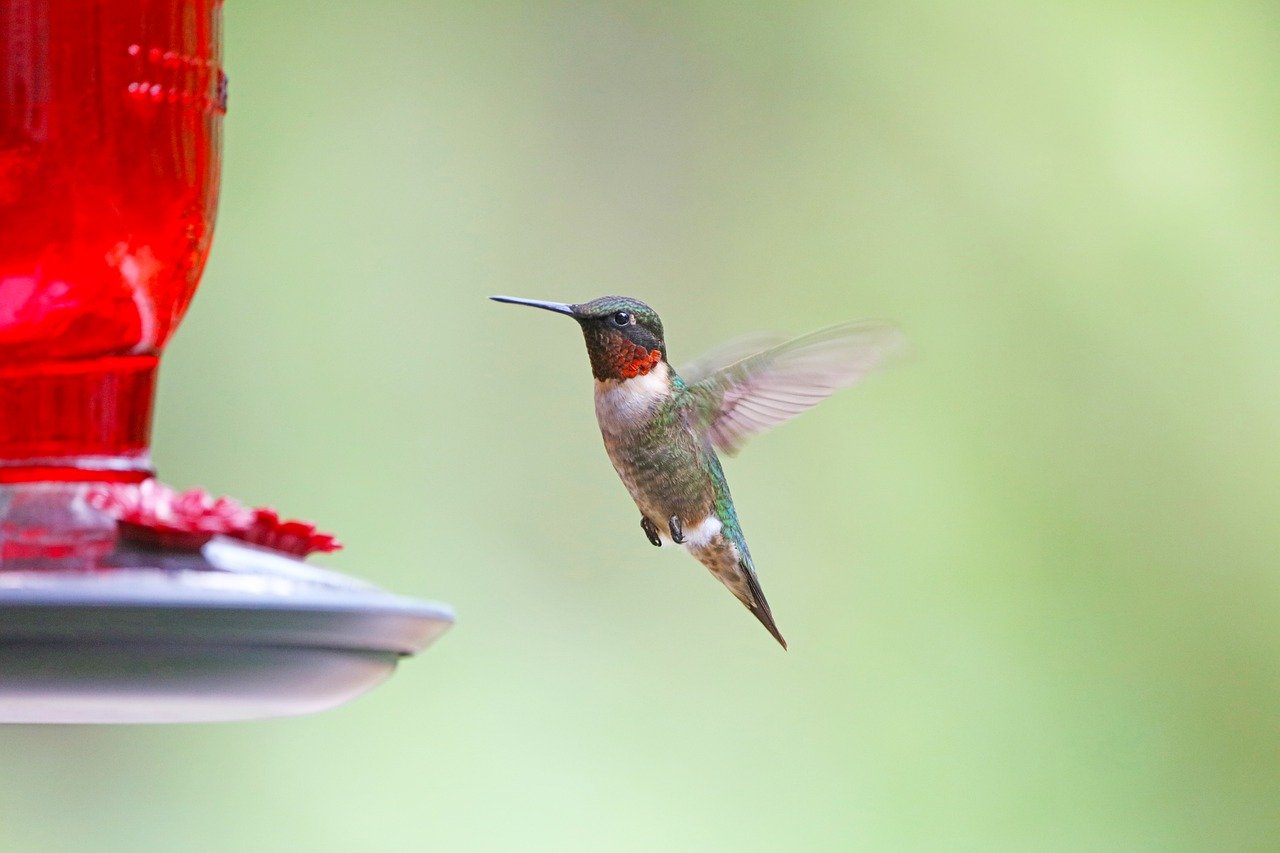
[0,538,453,723]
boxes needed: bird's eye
[611,311,631,327]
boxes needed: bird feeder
[0,0,452,722]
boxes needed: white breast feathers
[593,361,671,437]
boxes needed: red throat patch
[615,343,663,380]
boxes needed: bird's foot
[668,515,685,544]
[640,516,663,547]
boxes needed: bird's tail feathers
[741,563,788,650]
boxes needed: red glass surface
[0,0,224,479]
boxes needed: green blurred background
[5,1,1280,849]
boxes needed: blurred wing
[684,321,906,456]
[678,332,786,386]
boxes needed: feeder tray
[0,538,452,723]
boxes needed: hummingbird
[491,294,904,649]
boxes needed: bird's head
[491,295,667,381]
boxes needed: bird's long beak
[490,296,578,318]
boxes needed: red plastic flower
[88,480,342,557]
[238,508,343,557]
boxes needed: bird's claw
[640,516,663,547]
[668,515,684,544]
